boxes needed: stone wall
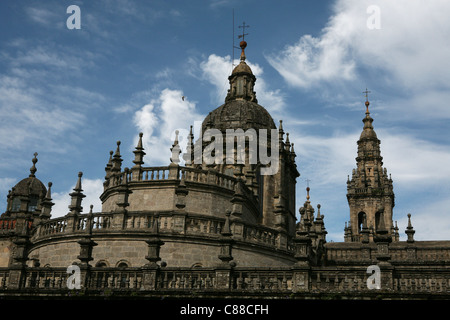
[0,240,11,267]
[27,236,294,269]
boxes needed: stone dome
[202,99,276,133]
[231,60,253,75]
[11,176,47,198]
[10,153,47,198]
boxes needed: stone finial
[40,182,54,218]
[68,172,85,215]
[405,213,415,243]
[29,152,38,177]
[133,132,146,168]
[285,133,291,151]
[183,125,195,165]
[112,141,123,172]
[46,182,52,200]
[170,130,181,165]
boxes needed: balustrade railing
[157,268,216,290]
[33,211,284,251]
[0,219,16,231]
[87,268,143,290]
[0,266,449,295]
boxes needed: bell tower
[345,91,397,242]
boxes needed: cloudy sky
[0,0,449,242]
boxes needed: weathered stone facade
[0,41,449,299]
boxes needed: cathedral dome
[8,153,47,212]
[202,99,276,133]
[11,153,47,197]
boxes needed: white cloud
[25,7,59,26]
[379,131,450,188]
[396,197,450,241]
[269,0,450,87]
[267,0,450,120]
[51,178,104,218]
[133,88,204,166]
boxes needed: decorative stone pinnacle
[29,152,38,177]
[74,172,83,192]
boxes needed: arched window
[375,211,383,231]
[191,263,203,268]
[95,261,108,268]
[358,212,366,232]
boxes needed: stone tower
[345,95,398,242]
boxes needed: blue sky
[0,0,449,242]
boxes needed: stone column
[215,212,234,290]
[112,168,130,230]
[7,234,30,289]
[142,215,164,291]
[292,215,312,292]
[374,225,393,291]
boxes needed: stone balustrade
[0,219,16,234]
[107,165,237,192]
[0,265,448,296]
[31,211,291,252]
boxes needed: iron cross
[306,178,311,188]
[238,21,250,41]
[363,88,371,102]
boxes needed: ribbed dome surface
[12,177,47,197]
[202,99,276,133]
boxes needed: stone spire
[133,132,146,168]
[68,172,85,215]
[405,213,415,243]
[111,141,123,173]
[346,91,395,242]
[183,125,195,166]
[39,182,54,219]
[104,150,114,180]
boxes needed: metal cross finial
[238,21,250,41]
[306,178,311,188]
[363,88,371,102]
